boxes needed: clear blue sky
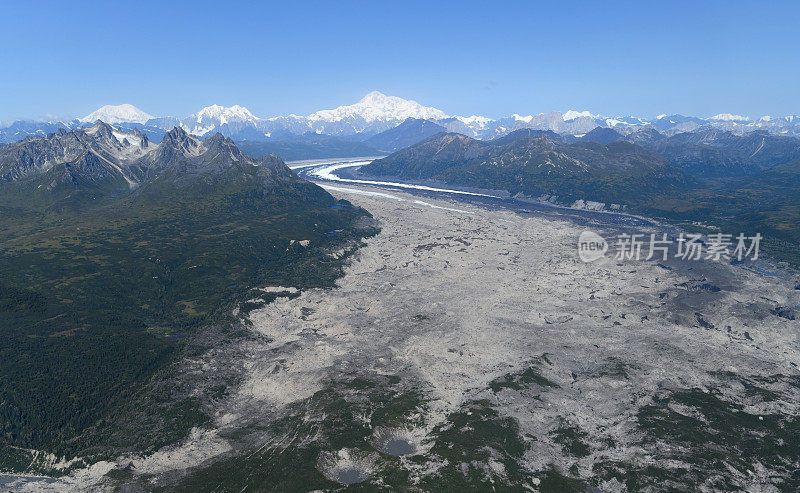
[1,0,798,122]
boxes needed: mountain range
[0,122,375,466]
[3,91,800,145]
[360,128,800,266]
[363,132,691,206]
[0,121,299,204]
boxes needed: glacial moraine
[11,161,800,491]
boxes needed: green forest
[0,175,376,471]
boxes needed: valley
[358,130,800,268]
[5,3,800,491]
[7,160,798,491]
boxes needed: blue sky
[1,0,798,121]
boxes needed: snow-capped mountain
[80,104,153,125]
[181,105,261,137]
[710,113,750,122]
[182,92,453,139]
[455,115,493,127]
[604,116,650,127]
[563,110,597,121]
[265,91,450,137]
[4,93,800,145]
[308,91,447,124]
[461,111,605,139]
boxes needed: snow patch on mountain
[563,110,597,121]
[710,113,750,122]
[512,114,536,123]
[456,115,493,128]
[80,104,153,124]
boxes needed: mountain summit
[181,105,261,137]
[80,104,153,125]
[308,91,448,123]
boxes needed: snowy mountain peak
[80,104,153,124]
[181,104,260,136]
[563,110,597,121]
[512,114,536,123]
[457,115,493,127]
[710,113,750,122]
[308,91,448,123]
[188,104,259,124]
[360,90,392,104]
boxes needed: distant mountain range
[364,126,800,199]
[3,92,800,145]
[364,132,690,207]
[360,128,800,266]
[364,118,447,152]
[561,126,800,177]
